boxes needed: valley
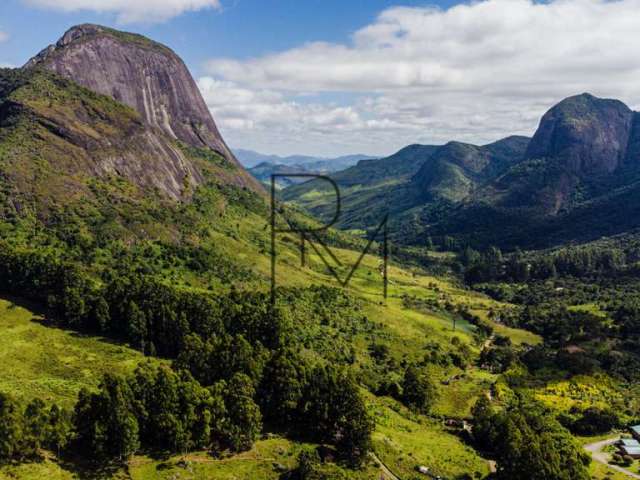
[0,18,639,480]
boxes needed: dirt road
[584,437,640,479]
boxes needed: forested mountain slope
[285,93,640,250]
[283,136,529,232]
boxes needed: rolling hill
[235,149,374,170]
[242,151,377,189]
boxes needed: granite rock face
[26,24,260,194]
[526,93,634,174]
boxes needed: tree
[208,381,230,452]
[175,334,267,387]
[126,301,147,351]
[292,450,322,480]
[300,366,373,467]
[259,349,306,425]
[93,296,110,333]
[45,404,70,456]
[571,407,619,435]
[333,382,374,467]
[401,365,438,413]
[471,396,495,448]
[461,247,481,267]
[222,373,262,452]
[128,362,215,454]
[474,396,591,480]
[24,398,48,455]
[0,393,24,461]
[507,248,530,282]
[425,236,434,251]
[73,374,140,461]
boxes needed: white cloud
[202,0,640,156]
[197,77,372,155]
[24,0,220,23]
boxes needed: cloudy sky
[1,0,640,156]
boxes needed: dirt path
[584,436,640,479]
[371,452,402,480]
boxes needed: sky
[2,0,640,157]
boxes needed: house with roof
[620,445,640,459]
[619,430,640,459]
[621,438,640,447]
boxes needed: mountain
[0,23,268,243]
[25,24,260,195]
[234,148,374,171]
[248,161,311,189]
[426,93,640,248]
[410,136,529,202]
[284,93,640,250]
[283,137,529,231]
[477,94,636,214]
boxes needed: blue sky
[0,1,456,75]
[1,0,640,157]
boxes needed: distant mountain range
[247,162,311,189]
[284,93,640,250]
[235,149,375,170]
[236,149,376,189]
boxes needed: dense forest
[0,237,378,468]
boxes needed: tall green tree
[23,398,48,455]
[222,373,262,452]
[473,396,591,480]
[45,404,70,456]
[73,374,140,461]
[0,393,24,461]
[401,365,438,414]
[259,349,306,425]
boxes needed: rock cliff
[525,93,634,174]
[25,24,260,194]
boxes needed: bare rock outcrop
[25,24,260,194]
[526,93,634,174]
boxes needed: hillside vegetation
[1,25,636,480]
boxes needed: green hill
[282,136,529,237]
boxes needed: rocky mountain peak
[526,93,634,174]
[24,24,259,191]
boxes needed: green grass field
[0,298,149,408]
[368,391,491,479]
